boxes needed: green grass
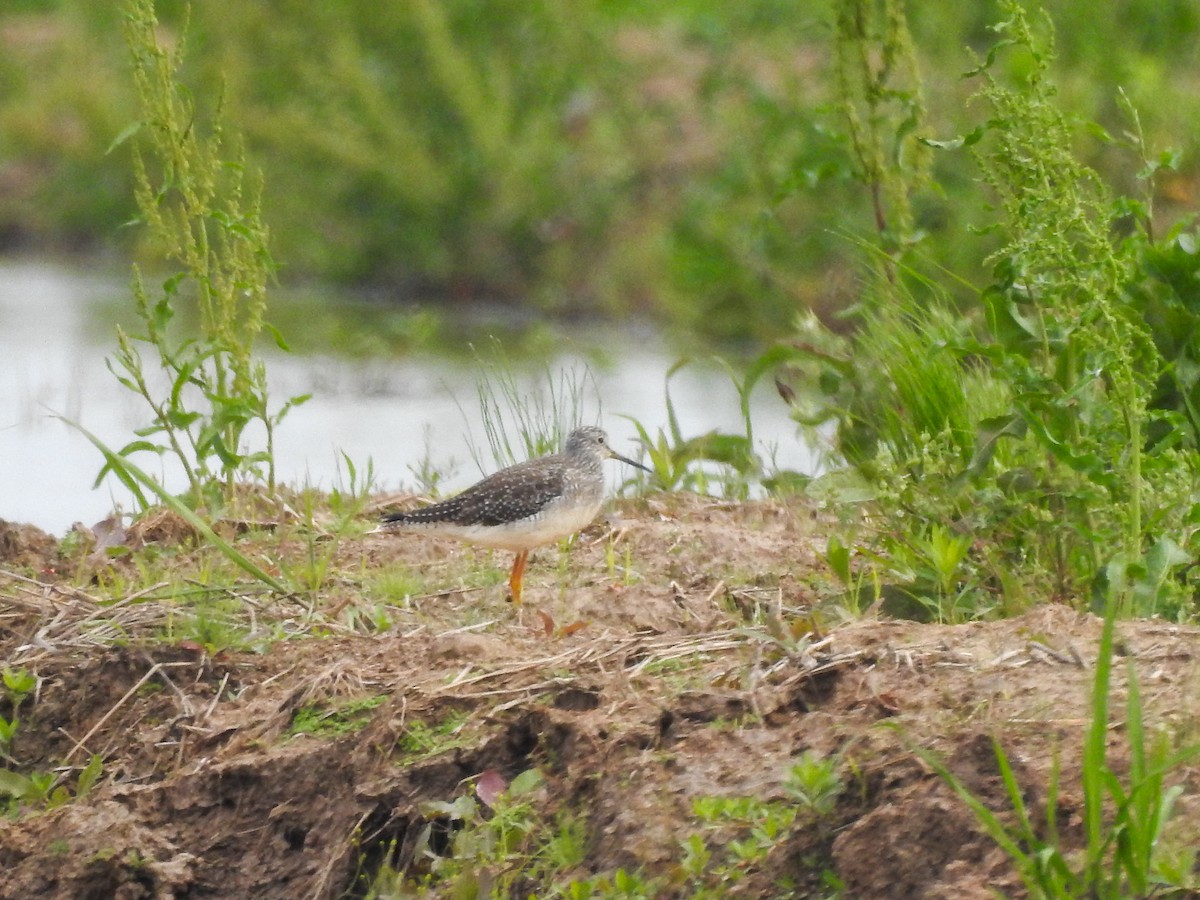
[782,0,1200,624]
[396,710,473,762]
[913,592,1200,897]
[365,570,427,606]
[468,340,598,472]
[289,695,387,739]
[162,602,256,656]
[278,457,377,595]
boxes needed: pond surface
[0,259,820,535]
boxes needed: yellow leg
[508,550,528,604]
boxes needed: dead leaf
[475,769,506,808]
[91,514,127,551]
[86,514,129,565]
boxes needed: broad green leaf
[76,754,104,798]
[0,768,31,798]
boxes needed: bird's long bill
[609,448,652,472]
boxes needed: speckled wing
[383,458,566,528]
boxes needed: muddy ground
[1,495,1199,898]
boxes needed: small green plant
[784,751,845,819]
[279,454,377,594]
[407,425,455,498]
[341,602,397,635]
[328,452,377,523]
[0,668,36,762]
[824,532,887,618]
[372,768,580,895]
[0,769,61,809]
[563,867,658,899]
[2,668,35,710]
[0,754,104,815]
[676,754,844,896]
[623,418,697,493]
[622,357,769,498]
[916,524,971,601]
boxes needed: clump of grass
[367,570,427,606]
[465,338,599,472]
[406,425,457,498]
[160,596,261,655]
[914,586,1200,897]
[289,695,387,739]
[396,710,473,762]
[279,453,377,595]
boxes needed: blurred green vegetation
[0,0,1197,341]
[780,0,1200,625]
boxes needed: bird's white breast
[447,495,605,552]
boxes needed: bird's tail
[370,509,411,534]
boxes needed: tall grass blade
[664,358,690,447]
[1083,581,1118,885]
[992,736,1034,841]
[1121,657,1150,895]
[466,341,596,472]
[907,743,1031,868]
[65,417,290,593]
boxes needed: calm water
[0,259,819,535]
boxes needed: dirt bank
[0,498,1197,898]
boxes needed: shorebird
[378,426,649,604]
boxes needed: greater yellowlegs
[379,426,649,604]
